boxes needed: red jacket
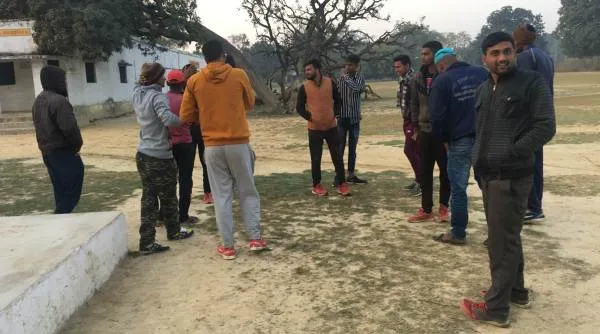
[166,91,192,145]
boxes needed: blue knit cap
[434,48,457,64]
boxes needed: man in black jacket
[460,32,555,328]
[33,65,84,214]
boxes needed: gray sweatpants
[204,143,261,247]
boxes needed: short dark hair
[202,40,224,63]
[481,32,515,54]
[344,54,360,65]
[304,58,322,69]
[393,55,411,66]
[225,54,236,67]
[422,41,443,53]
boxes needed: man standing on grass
[460,32,555,327]
[393,54,421,197]
[33,65,84,214]
[429,48,488,245]
[180,40,268,260]
[183,63,214,205]
[407,41,451,223]
[296,58,351,197]
[513,23,555,224]
[133,62,194,255]
[337,54,368,184]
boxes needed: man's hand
[411,132,418,141]
[444,143,448,152]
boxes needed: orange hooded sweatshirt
[180,61,255,146]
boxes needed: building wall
[0,19,206,117]
[65,47,206,107]
[0,20,36,55]
[0,60,35,112]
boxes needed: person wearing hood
[429,48,489,245]
[33,65,84,214]
[163,69,199,225]
[133,62,194,255]
[180,40,268,260]
[183,63,214,205]
[513,23,555,224]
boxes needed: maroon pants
[403,120,421,184]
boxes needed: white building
[0,20,206,123]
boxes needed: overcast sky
[198,0,561,42]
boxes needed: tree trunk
[196,25,280,112]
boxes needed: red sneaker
[217,245,237,260]
[312,184,328,197]
[460,298,510,328]
[203,192,214,204]
[408,208,434,223]
[249,239,268,251]
[337,182,351,196]
[438,205,450,222]
[479,290,531,309]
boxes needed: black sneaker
[404,181,417,190]
[523,211,545,224]
[167,227,194,240]
[409,183,422,197]
[140,242,170,255]
[180,216,199,225]
[347,175,368,184]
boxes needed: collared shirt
[397,68,414,119]
[338,73,366,124]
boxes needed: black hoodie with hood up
[32,66,83,154]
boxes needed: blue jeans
[527,149,543,214]
[338,119,360,174]
[43,149,85,214]
[447,137,474,238]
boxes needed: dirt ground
[2,73,600,333]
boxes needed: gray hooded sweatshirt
[132,84,182,159]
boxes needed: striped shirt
[338,73,366,124]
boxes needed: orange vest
[304,77,337,131]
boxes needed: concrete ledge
[0,212,128,334]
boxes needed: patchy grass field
[1,72,600,333]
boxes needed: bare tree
[228,33,251,52]
[241,0,423,112]
[192,24,280,111]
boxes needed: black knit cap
[138,62,166,86]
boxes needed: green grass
[361,75,600,127]
[0,159,140,216]
[545,175,600,197]
[189,169,596,332]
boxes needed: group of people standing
[291,25,556,328]
[132,41,267,259]
[296,55,369,198]
[393,27,555,327]
[31,24,555,329]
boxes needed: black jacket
[33,91,83,154]
[472,68,555,179]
